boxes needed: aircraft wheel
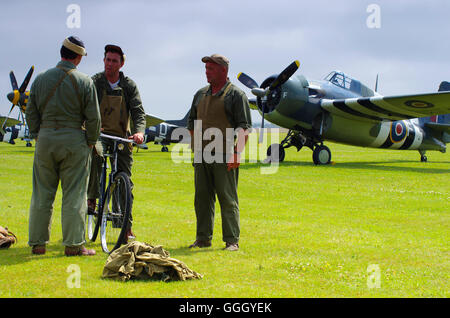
[267,143,285,162]
[161,146,169,152]
[421,155,427,162]
[312,145,331,165]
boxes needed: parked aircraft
[141,111,190,151]
[237,61,450,164]
[1,66,34,146]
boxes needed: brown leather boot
[31,245,46,255]
[64,245,96,256]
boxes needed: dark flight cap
[105,44,125,61]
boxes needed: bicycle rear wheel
[100,172,132,253]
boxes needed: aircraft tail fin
[438,81,450,92]
[419,81,450,143]
[166,110,190,127]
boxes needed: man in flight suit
[187,54,252,251]
[87,44,146,240]
[26,36,101,256]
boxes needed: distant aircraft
[140,111,190,152]
[237,61,450,164]
[1,66,34,146]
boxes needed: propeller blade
[259,104,265,144]
[9,71,18,91]
[268,60,300,91]
[1,104,16,130]
[19,66,34,93]
[237,72,259,89]
[374,74,379,92]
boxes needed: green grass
[0,133,448,298]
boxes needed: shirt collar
[57,60,77,70]
[208,80,231,97]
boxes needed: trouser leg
[194,162,216,242]
[87,147,102,200]
[28,149,59,247]
[214,163,240,244]
[59,142,91,246]
[116,143,134,225]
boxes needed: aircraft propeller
[238,60,300,142]
[2,66,34,132]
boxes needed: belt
[40,120,83,130]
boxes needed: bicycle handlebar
[100,133,136,145]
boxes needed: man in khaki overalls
[26,36,101,256]
[87,44,146,240]
[187,54,252,251]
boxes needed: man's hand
[129,132,144,144]
[227,153,241,171]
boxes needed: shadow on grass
[0,245,67,265]
[168,245,225,257]
[239,160,449,174]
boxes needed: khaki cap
[63,37,87,56]
[201,54,229,68]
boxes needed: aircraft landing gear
[312,144,331,165]
[266,129,307,162]
[267,143,285,162]
[161,146,169,152]
[265,130,332,165]
[419,150,427,162]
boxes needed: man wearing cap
[26,36,101,256]
[187,54,252,251]
[87,44,146,240]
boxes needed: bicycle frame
[97,133,134,216]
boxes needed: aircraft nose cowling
[7,92,15,103]
[258,74,309,117]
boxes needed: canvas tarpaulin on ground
[102,241,203,282]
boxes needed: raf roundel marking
[390,121,408,143]
[404,100,434,108]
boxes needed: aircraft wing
[0,116,21,127]
[249,98,258,110]
[321,91,450,122]
[425,122,450,134]
[145,114,165,127]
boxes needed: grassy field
[0,132,448,298]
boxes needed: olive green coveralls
[187,81,252,244]
[25,60,101,247]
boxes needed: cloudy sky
[1,0,449,122]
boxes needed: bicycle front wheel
[100,172,132,253]
[86,207,101,242]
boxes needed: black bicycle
[86,133,134,254]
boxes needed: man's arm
[227,87,252,170]
[127,79,146,144]
[83,79,101,146]
[25,78,41,140]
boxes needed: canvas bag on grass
[0,226,17,249]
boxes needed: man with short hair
[187,54,252,251]
[26,36,101,256]
[87,44,146,240]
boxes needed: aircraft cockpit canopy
[324,71,375,97]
